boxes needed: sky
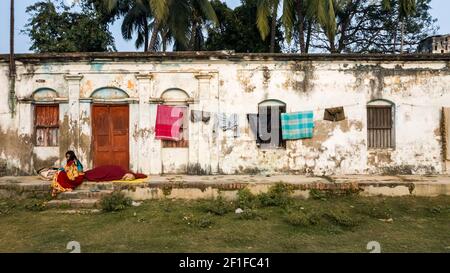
[0,0,449,53]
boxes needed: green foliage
[258,183,294,208]
[309,189,328,200]
[194,216,214,228]
[310,188,360,200]
[100,192,132,212]
[323,210,360,228]
[285,210,321,227]
[237,188,259,209]
[237,209,266,220]
[0,200,17,216]
[1,196,449,252]
[200,196,234,216]
[357,205,393,219]
[285,207,359,228]
[205,0,283,53]
[24,199,47,212]
[23,1,116,53]
[183,214,214,229]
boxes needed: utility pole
[9,0,16,116]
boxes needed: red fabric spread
[155,105,185,141]
[85,165,147,182]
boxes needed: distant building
[418,34,450,53]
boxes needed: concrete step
[57,189,113,200]
[47,199,100,209]
[77,182,114,191]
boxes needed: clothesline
[398,103,445,108]
[194,104,361,115]
[313,103,362,111]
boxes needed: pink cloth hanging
[155,105,186,141]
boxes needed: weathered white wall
[0,55,449,176]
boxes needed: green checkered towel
[281,111,314,140]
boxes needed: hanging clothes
[213,113,240,137]
[155,105,186,141]
[247,114,258,140]
[191,110,211,123]
[324,107,345,122]
[281,111,314,140]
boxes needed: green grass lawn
[0,189,449,253]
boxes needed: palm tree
[382,0,417,53]
[121,0,152,51]
[257,0,335,53]
[103,0,171,51]
[256,0,284,53]
[185,0,218,51]
[283,0,316,53]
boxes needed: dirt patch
[283,61,315,93]
[59,115,71,159]
[127,80,136,90]
[187,163,211,175]
[80,80,94,97]
[349,64,450,100]
[235,166,261,175]
[262,66,271,86]
[368,150,393,167]
[0,128,34,175]
[237,71,256,93]
[301,120,363,150]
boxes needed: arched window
[256,99,286,148]
[160,89,190,148]
[367,99,395,149]
[32,89,60,147]
[161,88,190,105]
[90,87,129,100]
[32,88,58,101]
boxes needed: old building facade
[1,52,450,176]
[418,35,450,54]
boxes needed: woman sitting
[51,151,85,196]
[84,165,147,182]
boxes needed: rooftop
[1,51,450,64]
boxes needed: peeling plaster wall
[0,56,449,176]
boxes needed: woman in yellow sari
[51,151,85,196]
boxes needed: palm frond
[194,0,219,25]
[149,0,169,22]
[256,0,272,40]
[281,0,295,42]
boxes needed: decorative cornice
[135,73,154,80]
[17,97,69,104]
[195,72,213,80]
[64,74,84,81]
[149,98,198,104]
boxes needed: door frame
[91,103,130,169]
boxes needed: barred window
[367,101,395,149]
[35,105,59,147]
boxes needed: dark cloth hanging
[247,114,258,140]
[324,107,345,122]
[191,110,211,123]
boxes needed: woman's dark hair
[65,151,78,162]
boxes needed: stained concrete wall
[0,53,449,176]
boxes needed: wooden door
[92,105,129,170]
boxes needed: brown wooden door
[92,105,129,170]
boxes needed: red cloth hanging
[155,105,186,141]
